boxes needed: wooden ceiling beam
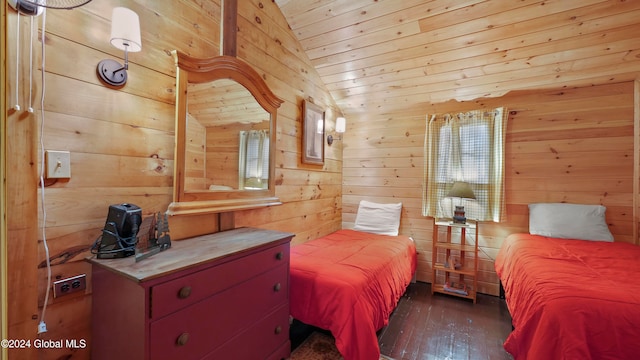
[222,0,238,57]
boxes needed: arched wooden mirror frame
[167,51,283,216]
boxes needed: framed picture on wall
[302,100,325,165]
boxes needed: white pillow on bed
[528,203,614,242]
[353,200,402,236]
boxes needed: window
[423,108,507,222]
[239,130,269,189]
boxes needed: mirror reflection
[168,51,283,216]
[185,79,270,192]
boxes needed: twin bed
[495,203,640,359]
[289,201,417,360]
[289,201,640,360]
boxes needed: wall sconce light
[97,7,142,87]
[327,117,346,145]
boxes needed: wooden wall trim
[221,0,238,57]
[2,2,8,357]
[5,6,39,359]
[635,78,640,245]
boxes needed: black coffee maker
[93,203,142,259]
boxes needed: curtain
[238,130,269,189]
[422,108,507,222]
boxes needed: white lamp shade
[336,117,346,133]
[110,7,142,52]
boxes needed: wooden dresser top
[87,227,294,283]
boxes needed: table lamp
[446,181,476,224]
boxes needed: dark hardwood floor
[378,282,513,360]
[291,281,514,360]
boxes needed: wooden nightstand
[431,219,478,303]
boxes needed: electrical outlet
[53,274,86,298]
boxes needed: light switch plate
[45,150,71,179]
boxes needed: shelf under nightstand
[431,219,479,303]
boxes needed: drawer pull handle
[178,286,192,299]
[176,333,190,346]
[273,283,281,292]
[275,251,284,260]
[274,325,282,335]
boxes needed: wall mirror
[167,51,283,216]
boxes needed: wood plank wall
[4,0,342,358]
[342,81,636,297]
[5,1,638,358]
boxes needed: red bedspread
[495,233,640,360]
[290,229,417,360]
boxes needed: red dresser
[88,227,294,360]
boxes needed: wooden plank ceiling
[275,0,640,116]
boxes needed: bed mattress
[495,233,640,359]
[290,229,417,360]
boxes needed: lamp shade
[446,181,476,199]
[110,7,142,52]
[336,117,346,133]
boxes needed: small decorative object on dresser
[134,212,172,262]
[87,227,294,360]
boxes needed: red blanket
[290,229,417,360]
[495,233,640,360]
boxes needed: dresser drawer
[149,264,288,360]
[265,341,292,360]
[151,242,289,319]
[202,304,290,360]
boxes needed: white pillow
[528,203,613,242]
[353,200,402,236]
